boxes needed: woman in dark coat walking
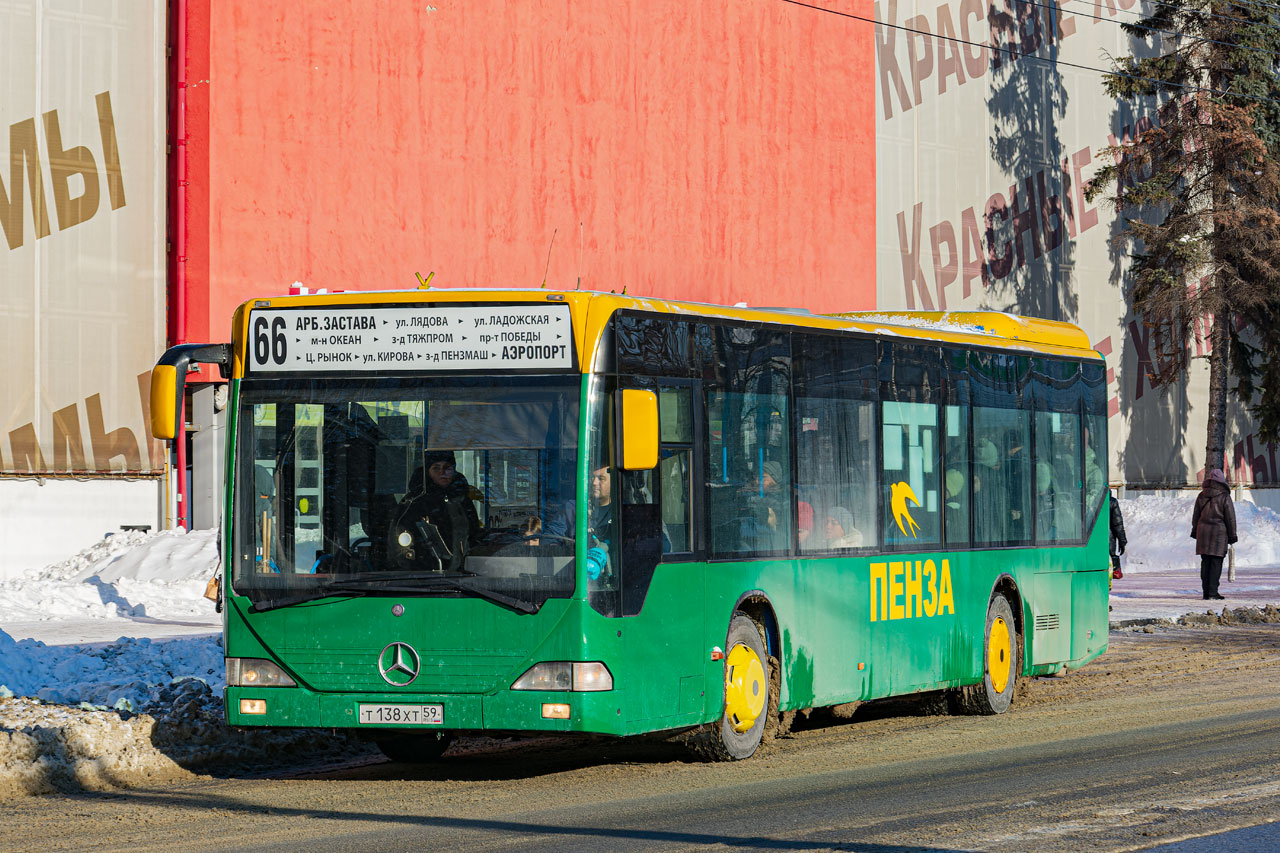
[1191,469,1237,600]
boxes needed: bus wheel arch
[690,598,777,760]
[951,580,1022,716]
[733,593,785,744]
[989,574,1026,653]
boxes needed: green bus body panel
[223,513,1108,736]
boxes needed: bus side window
[879,343,942,548]
[794,334,878,554]
[1083,362,1108,530]
[944,403,971,545]
[704,324,792,556]
[970,353,1031,546]
[881,400,941,546]
[658,387,694,555]
[619,468,661,615]
[616,385,693,616]
[706,389,792,554]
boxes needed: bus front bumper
[223,685,625,734]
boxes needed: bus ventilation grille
[1034,614,1060,631]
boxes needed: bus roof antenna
[540,228,558,288]
[576,221,584,290]
[415,271,435,290]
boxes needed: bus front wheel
[689,614,770,761]
[952,593,1019,715]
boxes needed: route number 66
[254,316,288,365]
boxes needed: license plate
[357,703,444,726]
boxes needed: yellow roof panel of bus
[230,289,1100,377]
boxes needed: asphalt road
[7,623,1280,852]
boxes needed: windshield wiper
[248,586,372,613]
[246,572,445,612]
[325,575,539,614]
[319,570,476,587]
[247,573,538,615]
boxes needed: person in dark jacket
[391,450,482,571]
[1109,489,1126,579]
[1191,468,1237,600]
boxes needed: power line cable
[1041,0,1280,59]
[782,0,1280,107]
[1074,0,1280,39]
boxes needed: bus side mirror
[149,343,233,441]
[150,364,181,440]
[620,389,659,470]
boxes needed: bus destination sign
[246,304,574,373]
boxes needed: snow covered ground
[4,494,1280,798]
[1121,492,1280,572]
[0,528,222,709]
[0,528,367,797]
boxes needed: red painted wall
[181,1,876,344]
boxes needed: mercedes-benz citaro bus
[150,289,1110,762]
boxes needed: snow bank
[0,631,224,710]
[0,681,373,799]
[0,530,377,799]
[1121,494,1280,571]
[0,528,218,625]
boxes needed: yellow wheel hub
[988,616,1012,694]
[724,642,767,733]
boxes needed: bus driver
[389,450,482,572]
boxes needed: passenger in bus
[747,460,791,551]
[1003,428,1027,539]
[823,506,862,549]
[944,468,965,539]
[1034,462,1056,540]
[797,500,814,547]
[1084,445,1105,513]
[254,465,275,516]
[393,450,482,571]
[973,438,1010,542]
[521,515,542,546]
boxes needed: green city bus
[151,290,1110,761]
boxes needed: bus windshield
[233,375,581,612]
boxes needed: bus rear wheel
[952,593,1019,715]
[689,614,770,761]
[374,731,453,763]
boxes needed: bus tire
[689,614,770,761]
[952,593,1019,716]
[761,653,783,744]
[374,731,453,763]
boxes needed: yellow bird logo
[890,481,922,538]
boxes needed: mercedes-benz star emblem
[378,642,420,686]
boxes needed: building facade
[1,1,1269,578]
[0,3,167,577]
[871,0,1272,496]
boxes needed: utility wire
[1039,0,1280,59]
[782,0,1280,107]
[1078,0,1280,39]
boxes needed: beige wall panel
[0,1,165,474]
[875,0,1267,488]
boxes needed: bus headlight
[571,662,613,691]
[227,657,297,687]
[511,661,613,692]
